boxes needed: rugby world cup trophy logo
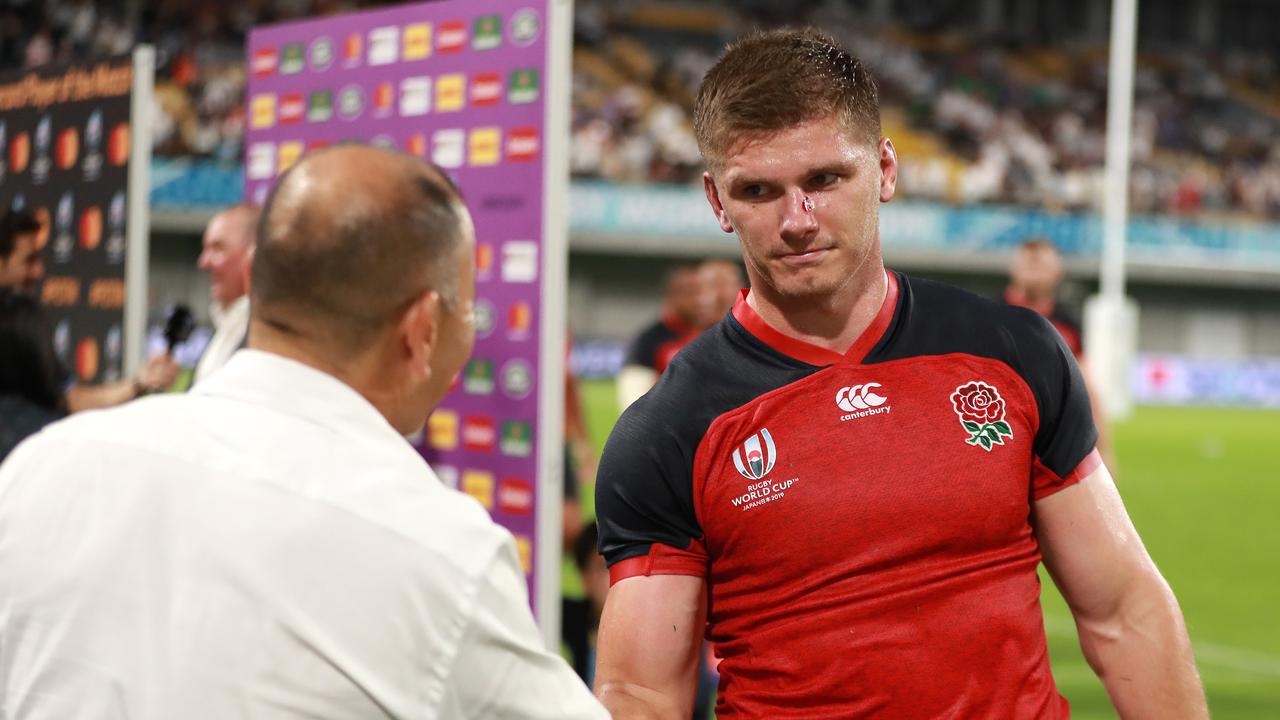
[951,381,1014,451]
[733,428,777,480]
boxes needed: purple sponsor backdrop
[246,0,551,609]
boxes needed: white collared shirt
[0,351,607,720]
[193,295,250,385]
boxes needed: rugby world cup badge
[733,428,776,480]
[951,380,1014,451]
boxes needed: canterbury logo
[836,383,887,412]
[732,428,777,481]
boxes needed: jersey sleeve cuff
[1032,447,1102,501]
[608,540,708,585]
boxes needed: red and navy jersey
[596,271,1100,719]
[1003,288,1084,359]
[624,313,699,375]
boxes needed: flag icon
[463,359,495,395]
[468,127,500,166]
[498,478,533,515]
[428,410,458,450]
[307,90,333,122]
[279,93,304,124]
[343,33,362,66]
[436,74,465,112]
[247,142,275,180]
[508,68,540,104]
[403,22,431,60]
[500,421,533,457]
[507,301,532,337]
[471,72,502,107]
[277,142,303,173]
[472,15,502,50]
[399,77,431,116]
[462,415,497,452]
[431,129,464,169]
[280,43,305,74]
[475,242,494,278]
[373,82,394,116]
[507,127,539,162]
[407,133,426,157]
[368,26,399,65]
[438,20,466,53]
[250,94,276,129]
[462,470,495,509]
[251,47,277,77]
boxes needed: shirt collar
[210,295,250,329]
[192,349,408,448]
[731,270,900,366]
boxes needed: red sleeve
[608,538,709,585]
[1032,447,1102,500]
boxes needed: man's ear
[399,290,441,383]
[704,172,735,234]
[241,247,255,295]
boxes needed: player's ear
[704,172,735,234]
[878,137,898,203]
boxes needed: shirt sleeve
[442,538,608,720]
[595,389,709,585]
[1016,311,1101,499]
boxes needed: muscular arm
[1035,464,1207,719]
[594,574,706,719]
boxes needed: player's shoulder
[889,273,1066,364]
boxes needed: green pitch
[577,381,1280,717]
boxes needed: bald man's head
[251,146,473,356]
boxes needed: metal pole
[1101,0,1137,301]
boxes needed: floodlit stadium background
[11,0,1280,716]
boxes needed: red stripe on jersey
[1033,446,1102,500]
[731,271,899,366]
[609,539,708,585]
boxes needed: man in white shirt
[0,146,609,720]
[193,203,258,384]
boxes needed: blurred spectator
[193,203,258,384]
[1003,237,1111,466]
[0,290,66,464]
[615,264,701,410]
[0,210,44,294]
[0,208,180,411]
[692,259,745,330]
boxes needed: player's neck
[747,263,888,356]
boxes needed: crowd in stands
[5,0,1279,221]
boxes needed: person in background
[692,259,745,329]
[0,209,45,294]
[0,146,607,718]
[0,207,180,410]
[0,289,66,464]
[193,202,258,384]
[1004,237,1111,465]
[615,264,701,410]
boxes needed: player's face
[704,115,897,304]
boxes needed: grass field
[577,379,1280,718]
